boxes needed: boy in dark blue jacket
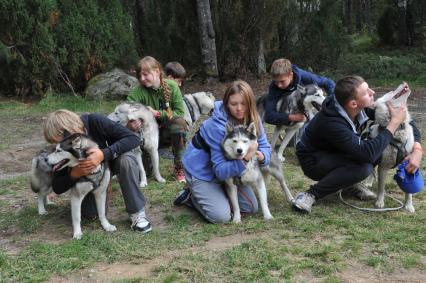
[293,75,423,213]
[263,58,335,126]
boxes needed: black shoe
[173,189,191,206]
[343,184,376,201]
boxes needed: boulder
[85,68,138,100]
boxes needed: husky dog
[222,123,294,223]
[108,102,165,187]
[369,82,417,212]
[183,91,215,128]
[30,145,55,215]
[47,133,116,239]
[257,84,325,160]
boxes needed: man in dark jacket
[293,75,423,213]
[44,109,152,233]
[263,58,335,126]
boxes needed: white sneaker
[130,210,152,233]
[292,192,316,213]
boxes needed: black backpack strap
[191,130,210,152]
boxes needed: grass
[0,96,426,282]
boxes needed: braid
[160,75,173,119]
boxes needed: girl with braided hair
[127,56,188,183]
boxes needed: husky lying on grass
[47,133,116,239]
[222,123,294,223]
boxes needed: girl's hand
[243,141,258,161]
[147,106,160,117]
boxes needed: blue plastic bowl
[394,160,424,194]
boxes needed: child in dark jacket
[263,58,335,126]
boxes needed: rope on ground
[338,190,404,212]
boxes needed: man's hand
[289,113,306,122]
[70,148,104,179]
[404,142,423,173]
[127,119,143,132]
[386,102,407,134]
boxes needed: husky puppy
[47,133,116,239]
[30,145,55,215]
[108,102,165,187]
[182,91,215,128]
[257,84,325,160]
[222,123,294,223]
[369,82,417,212]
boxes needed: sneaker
[173,189,191,206]
[292,192,316,213]
[130,210,152,233]
[343,183,376,201]
[175,167,186,183]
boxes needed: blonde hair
[43,109,84,143]
[270,58,292,78]
[136,56,173,119]
[223,80,261,134]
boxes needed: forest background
[1,0,426,99]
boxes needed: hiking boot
[343,183,376,201]
[292,192,316,213]
[130,210,152,233]
[174,165,186,183]
[173,188,191,206]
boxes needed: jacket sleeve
[325,120,393,164]
[298,68,335,95]
[257,124,271,166]
[127,86,147,104]
[264,85,291,126]
[89,114,140,161]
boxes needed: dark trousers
[296,149,374,199]
[81,151,145,219]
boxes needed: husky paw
[103,224,117,232]
[232,217,242,224]
[139,181,148,188]
[278,155,286,162]
[73,232,83,240]
[404,204,415,213]
[375,200,384,209]
[38,209,48,215]
[264,214,274,221]
[156,177,166,183]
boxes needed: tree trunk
[257,39,266,75]
[196,0,218,82]
[344,0,353,34]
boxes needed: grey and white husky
[183,91,215,128]
[108,102,165,187]
[47,133,116,239]
[257,84,325,160]
[369,82,417,212]
[222,123,294,223]
[30,145,55,215]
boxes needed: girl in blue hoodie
[176,80,271,223]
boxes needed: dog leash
[338,190,404,212]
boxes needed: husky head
[299,84,325,113]
[47,133,98,172]
[373,82,411,127]
[222,123,257,160]
[108,102,154,130]
[191,91,216,115]
[32,145,55,173]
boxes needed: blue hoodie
[264,65,335,126]
[297,95,421,164]
[183,101,271,182]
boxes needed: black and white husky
[369,83,417,212]
[108,102,165,187]
[222,123,294,223]
[183,91,215,128]
[30,145,55,215]
[47,133,116,239]
[257,84,325,160]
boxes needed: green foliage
[0,0,138,97]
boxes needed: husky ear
[226,123,234,134]
[247,122,257,136]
